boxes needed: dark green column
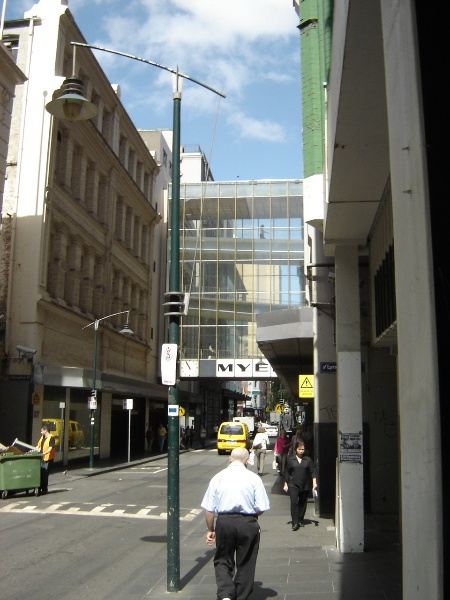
[167,82,181,592]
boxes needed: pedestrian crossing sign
[299,375,314,398]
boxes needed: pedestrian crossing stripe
[0,500,201,521]
[299,375,314,398]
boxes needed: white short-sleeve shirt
[201,462,270,515]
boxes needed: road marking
[0,501,200,521]
[0,502,22,511]
[136,508,153,516]
[116,468,168,474]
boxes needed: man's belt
[218,512,257,517]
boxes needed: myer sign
[216,359,277,378]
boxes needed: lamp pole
[82,311,133,469]
[166,71,182,589]
[46,43,224,592]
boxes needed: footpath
[54,447,402,600]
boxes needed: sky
[6,0,303,182]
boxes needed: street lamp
[82,311,133,469]
[46,44,98,121]
[46,42,225,592]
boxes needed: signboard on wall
[298,375,314,398]
[339,432,362,463]
[215,359,277,378]
[320,362,337,373]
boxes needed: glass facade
[168,180,304,362]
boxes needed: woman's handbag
[253,443,262,450]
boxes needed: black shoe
[292,523,300,531]
[299,520,305,527]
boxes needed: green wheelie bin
[0,451,42,499]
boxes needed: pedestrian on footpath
[251,425,270,475]
[201,447,270,600]
[157,423,167,452]
[273,428,290,475]
[187,425,195,449]
[283,438,317,531]
[35,423,56,494]
[199,424,207,448]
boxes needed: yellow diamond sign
[299,375,314,398]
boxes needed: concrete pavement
[54,449,402,600]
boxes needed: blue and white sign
[320,361,337,374]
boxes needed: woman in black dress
[283,438,317,531]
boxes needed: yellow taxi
[217,421,250,455]
[42,419,84,448]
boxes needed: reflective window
[171,180,305,360]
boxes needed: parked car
[42,419,84,449]
[217,421,251,455]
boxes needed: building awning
[256,307,314,401]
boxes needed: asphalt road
[0,449,229,600]
[0,447,402,600]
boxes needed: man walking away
[201,447,270,600]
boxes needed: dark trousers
[214,513,260,600]
[288,484,309,524]
[40,459,53,493]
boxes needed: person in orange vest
[35,423,56,494]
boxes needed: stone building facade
[0,0,166,461]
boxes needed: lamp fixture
[45,45,97,122]
[119,320,134,335]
